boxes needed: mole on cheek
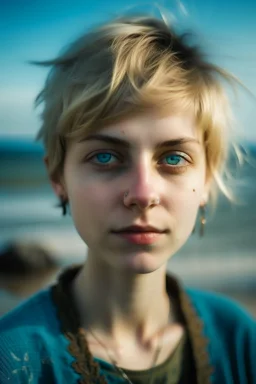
[193,189,196,192]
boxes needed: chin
[120,251,164,275]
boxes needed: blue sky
[1,0,256,142]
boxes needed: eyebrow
[80,133,200,148]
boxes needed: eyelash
[87,151,191,172]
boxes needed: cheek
[67,180,116,226]
[67,183,114,246]
[170,176,204,206]
[169,182,204,231]
[71,185,104,212]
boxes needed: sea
[0,138,256,314]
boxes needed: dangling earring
[59,197,68,216]
[199,204,207,237]
[192,204,207,236]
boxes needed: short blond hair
[35,14,241,204]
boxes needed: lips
[112,225,167,245]
[113,225,166,234]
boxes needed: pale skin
[47,111,210,370]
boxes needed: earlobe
[44,156,67,200]
[202,177,212,205]
[202,190,208,202]
[43,155,49,169]
[200,192,209,206]
[51,181,67,199]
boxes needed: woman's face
[54,112,209,273]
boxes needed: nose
[123,160,161,211]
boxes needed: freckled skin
[54,112,209,273]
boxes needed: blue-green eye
[163,154,186,166]
[94,152,116,164]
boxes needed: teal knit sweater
[0,281,255,383]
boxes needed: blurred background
[0,0,255,316]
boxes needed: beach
[0,141,256,316]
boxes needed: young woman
[0,14,255,384]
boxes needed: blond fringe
[34,14,248,204]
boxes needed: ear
[201,179,211,206]
[44,156,67,199]
[200,194,208,207]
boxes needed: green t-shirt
[97,332,196,383]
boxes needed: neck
[72,252,173,345]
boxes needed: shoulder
[185,288,256,382]
[0,287,61,357]
[0,290,22,317]
[0,287,68,383]
[185,287,256,361]
[185,287,255,328]
[0,287,58,332]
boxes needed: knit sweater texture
[0,274,255,384]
